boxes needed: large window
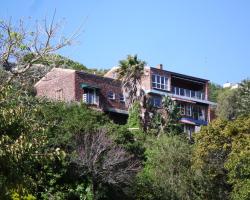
[150,96,162,108]
[186,105,192,116]
[152,74,168,90]
[83,91,98,105]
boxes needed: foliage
[224,116,250,200]
[117,54,146,108]
[150,96,182,136]
[0,16,76,90]
[127,101,141,129]
[216,88,238,120]
[235,79,250,116]
[216,79,250,120]
[136,135,193,200]
[0,86,112,199]
[208,82,223,102]
[75,128,141,200]
[192,116,250,200]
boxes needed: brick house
[35,65,216,135]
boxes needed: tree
[192,116,250,200]
[224,116,250,200]
[235,79,250,116]
[127,101,141,129]
[216,88,238,120]
[136,135,193,200]
[149,96,182,136]
[117,55,146,109]
[0,14,78,90]
[192,119,231,200]
[75,128,141,200]
[208,82,223,102]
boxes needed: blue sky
[1,0,250,84]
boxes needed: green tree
[192,116,250,200]
[117,55,146,109]
[235,79,250,116]
[136,135,193,200]
[224,116,250,200]
[127,101,141,129]
[208,82,223,102]
[216,88,238,120]
[150,96,182,136]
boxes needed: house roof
[150,67,209,83]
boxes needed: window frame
[151,74,168,90]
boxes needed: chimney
[156,64,163,70]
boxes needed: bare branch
[75,128,141,196]
[0,15,82,91]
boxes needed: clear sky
[1,0,250,84]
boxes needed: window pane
[161,76,165,84]
[152,75,155,82]
[180,88,184,96]
[157,75,160,83]
[191,90,195,98]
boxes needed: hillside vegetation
[0,18,249,200]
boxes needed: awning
[80,83,100,89]
[180,117,208,126]
[172,97,196,104]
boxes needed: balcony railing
[172,86,205,100]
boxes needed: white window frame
[152,74,168,90]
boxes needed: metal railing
[172,86,205,100]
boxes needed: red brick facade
[35,68,76,102]
[35,66,216,133]
[35,68,127,113]
[75,71,126,112]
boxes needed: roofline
[150,67,209,83]
[75,70,121,83]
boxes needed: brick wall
[141,67,151,91]
[75,71,127,111]
[148,67,171,91]
[35,68,76,102]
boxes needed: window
[186,105,192,116]
[191,90,195,98]
[180,88,184,96]
[55,89,63,100]
[198,107,205,120]
[151,96,162,108]
[178,103,185,115]
[119,94,125,103]
[185,89,191,97]
[83,91,99,105]
[152,74,168,90]
[108,91,115,100]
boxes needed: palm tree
[117,55,146,109]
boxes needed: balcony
[171,86,205,101]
